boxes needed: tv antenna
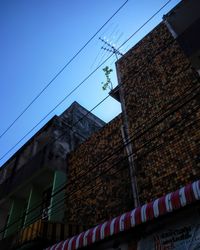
[99,37,123,60]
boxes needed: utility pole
[99,37,140,207]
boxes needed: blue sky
[0,0,181,166]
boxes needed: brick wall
[66,115,133,226]
[117,22,200,204]
[65,22,200,225]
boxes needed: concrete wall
[0,119,55,186]
[0,102,107,244]
[44,102,105,172]
[0,102,105,200]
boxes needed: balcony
[0,147,47,199]
[0,143,67,200]
[0,219,91,250]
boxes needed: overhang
[45,179,200,250]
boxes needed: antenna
[99,37,123,60]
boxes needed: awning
[45,180,200,250]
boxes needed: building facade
[1,0,200,249]
[65,0,200,225]
[0,102,105,249]
[49,0,200,249]
[115,0,200,204]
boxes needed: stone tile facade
[66,115,133,225]
[117,22,200,203]
[66,22,200,226]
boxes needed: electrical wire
[0,34,196,164]
[50,94,200,197]
[17,83,200,213]
[0,0,174,163]
[1,86,199,227]
[0,0,198,235]
[0,147,132,235]
[0,61,199,219]
[0,0,129,140]
[117,0,172,50]
[1,108,200,236]
[1,62,199,247]
[44,84,200,196]
[1,92,199,232]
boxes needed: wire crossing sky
[0,0,129,140]
[0,0,175,163]
[0,0,181,166]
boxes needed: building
[47,0,200,249]
[0,102,105,249]
[114,0,200,204]
[1,0,200,249]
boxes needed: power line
[1,39,197,167]
[50,88,200,198]
[0,148,132,236]
[1,106,200,236]
[118,0,172,50]
[1,69,199,238]
[1,118,141,234]
[99,36,123,57]
[0,95,110,162]
[1,76,199,227]
[0,0,198,236]
[0,0,129,140]
[2,82,200,220]
[54,82,198,177]
[90,24,122,69]
[16,78,200,221]
[0,0,174,163]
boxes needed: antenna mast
[99,37,123,60]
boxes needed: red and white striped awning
[45,180,200,250]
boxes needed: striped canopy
[45,180,200,250]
